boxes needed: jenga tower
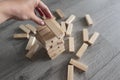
[36,19,65,59]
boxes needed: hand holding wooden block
[70,59,88,72]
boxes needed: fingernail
[41,21,45,25]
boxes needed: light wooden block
[44,19,64,38]
[19,25,30,34]
[26,24,37,34]
[56,9,65,19]
[13,33,29,39]
[83,29,89,42]
[67,65,74,80]
[70,59,88,71]
[76,43,88,58]
[66,23,73,36]
[69,37,75,52]
[61,22,66,33]
[37,25,47,32]
[85,14,93,26]
[25,43,39,59]
[38,27,51,36]
[66,15,76,24]
[88,32,99,45]
[26,36,36,50]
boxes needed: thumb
[30,12,45,25]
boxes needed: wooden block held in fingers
[83,29,89,42]
[76,43,88,58]
[13,33,29,39]
[85,14,93,26]
[61,22,66,33]
[67,65,74,80]
[69,37,75,52]
[44,19,64,38]
[66,23,73,36]
[25,43,39,59]
[88,32,99,45]
[70,59,88,71]
[26,24,37,34]
[56,9,65,19]
[19,25,30,34]
[66,15,76,24]
[26,36,36,50]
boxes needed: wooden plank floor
[0,0,120,80]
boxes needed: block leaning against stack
[36,19,65,59]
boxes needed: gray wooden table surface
[0,0,120,80]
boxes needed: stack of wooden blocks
[36,19,65,59]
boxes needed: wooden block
[38,27,51,36]
[13,33,29,39]
[19,25,30,34]
[83,29,89,42]
[88,32,99,45]
[61,22,66,33]
[44,19,64,38]
[76,43,88,58]
[70,59,88,71]
[25,24,37,34]
[37,25,47,32]
[26,36,36,50]
[56,9,65,19]
[69,37,75,52]
[66,15,76,24]
[85,14,93,26]
[67,65,74,80]
[66,23,73,36]
[25,43,39,59]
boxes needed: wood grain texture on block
[26,24,37,34]
[83,29,89,42]
[13,33,29,39]
[44,19,64,38]
[56,9,65,19]
[67,65,74,80]
[61,22,66,33]
[69,37,75,52]
[76,43,88,58]
[66,15,76,24]
[25,43,39,59]
[26,36,36,50]
[70,59,88,71]
[38,27,51,36]
[37,25,47,32]
[19,25,30,34]
[85,14,93,26]
[88,32,100,45]
[66,23,73,36]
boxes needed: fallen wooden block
[44,19,64,38]
[19,25,30,34]
[67,65,74,80]
[83,29,89,42]
[66,23,73,36]
[26,24,37,34]
[88,32,99,45]
[85,14,93,26]
[25,43,39,59]
[66,15,76,24]
[70,59,88,72]
[61,22,67,33]
[76,43,88,58]
[69,37,75,52]
[13,33,29,39]
[56,9,65,19]
[26,36,36,50]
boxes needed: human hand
[0,0,53,25]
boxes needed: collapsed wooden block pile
[13,8,100,80]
